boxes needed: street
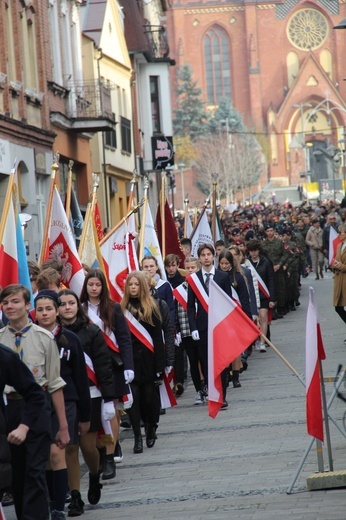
[4,272,346,519]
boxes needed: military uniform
[283,236,302,310]
[261,236,290,314]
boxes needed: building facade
[167,0,346,195]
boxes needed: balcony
[143,25,170,61]
[50,79,116,133]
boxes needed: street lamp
[292,103,313,197]
[313,147,341,201]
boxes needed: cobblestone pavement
[4,273,346,519]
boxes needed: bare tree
[196,132,263,204]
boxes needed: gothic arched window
[204,26,231,105]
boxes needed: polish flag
[46,188,85,295]
[0,502,7,520]
[329,226,341,265]
[305,287,326,442]
[159,371,177,409]
[208,280,260,418]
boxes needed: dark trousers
[6,397,51,520]
[183,336,203,392]
[335,306,346,325]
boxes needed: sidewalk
[4,273,346,519]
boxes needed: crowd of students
[2,198,346,519]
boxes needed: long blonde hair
[121,271,161,326]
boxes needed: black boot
[87,473,102,505]
[102,454,116,480]
[232,370,241,388]
[133,434,143,454]
[97,445,106,475]
[146,424,157,448]
[68,490,84,517]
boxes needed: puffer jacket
[305,225,323,250]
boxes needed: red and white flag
[305,287,326,442]
[159,371,177,409]
[0,502,7,520]
[100,221,138,302]
[329,226,341,266]
[208,280,260,418]
[45,187,85,295]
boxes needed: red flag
[329,226,341,266]
[155,200,185,265]
[94,202,104,242]
[305,287,326,442]
[207,280,260,418]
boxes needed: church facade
[167,0,346,196]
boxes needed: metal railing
[65,79,115,120]
[143,24,169,60]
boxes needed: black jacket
[249,255,277,303]
[225,269,252,319]
[0,345,46,493]
[66,318,115,402]
[187,269,232,333]
[54,327,91,423]
[111,303,134,398]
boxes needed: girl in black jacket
[58,289,115,515]
[80,268,134,477]
[121,271,165,454]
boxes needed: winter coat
[126,298,166,382]
[333,243,346,307]
[110,303,134,398]
[65,317,115,402]
[305,225,323,251]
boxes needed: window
[105,114,117,149]
[121,117,131,154]
[21,9,38,90]
[204,26,231,105]
[6,3,16,82]
[150,76,161,133]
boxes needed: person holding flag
[246,239,276,352]
[186,244,232,402]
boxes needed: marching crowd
[1,198,346,520]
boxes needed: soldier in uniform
[261,224,290,318]
[280,227,302,312]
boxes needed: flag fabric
[69,186,84,245]
[329,226,341,266]
[305,287,326,442]
[0,502,6,520]
[100,221,139,302]
[79,207,103,269]
[190,208,213,257]
[141,200,166,280]
[172,283,188,310]
[208,280,260,418]
[94,202,104,242]
[186,212,193,238]
[215,210,224,242]
[155,199,185,265]
[159,371,177,409]
[46,187,85,294]
[0,186,32,302]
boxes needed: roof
[82,0,107,48]
[119,0,151,57]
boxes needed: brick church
[167,0,346,197]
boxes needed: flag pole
[138,177,149,261]
[184,194,189,237]
[0,159,17,245]
[39,152,59,266]
[211,173,218,242]
[100,198,145,247]
[65,160,73,222]
[161,173,166,259]
[78,173,99,257]
[127,169,138,212]
[190,197,210,242]
[319,359,333,470]
[261,334,304,383]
